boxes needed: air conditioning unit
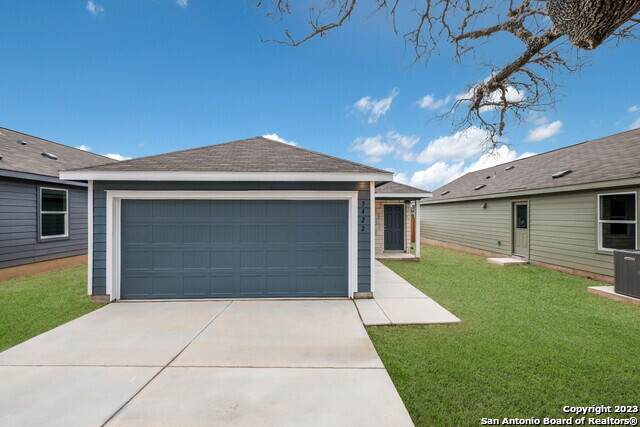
[614,250,640,299]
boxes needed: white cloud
[416,94,451,111]
[176,0,188,7]
[351,135,395,163]
[408,161,466,191]
[263,133,298,146]
[86,0,104,16]
[406,147,536,190]
[415,126,488,164]
[629,117,640,130]
[351,131,420,163]
[103,153,132,161]
[393,172,410,185]
[464,146,518,173]
[628,105,639,113]
[354,88,399,123]
[525,120,563,142]
[76,145,91,151]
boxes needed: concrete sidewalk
[0,300,413,427]
[355,261,461,326]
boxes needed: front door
[513,202,529,258]
[384,204,404,251]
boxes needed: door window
[516,204,527,229]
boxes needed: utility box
[614,250,640,299]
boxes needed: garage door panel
[266,250,290,269]
[210,276,236,296]
[266,276,295,295]
[183,276,210,296]
[239,250,266,269]
[240,225,265,243]
[240,275,265,294]
[122,225,151,244]
[182,200,212,219]
[184,251,209,270]
[152,226,180,244]
[120,199,348,299]
[210,251,234,269]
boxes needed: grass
[0,266,104,352]
[369,245,640,426]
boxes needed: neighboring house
[60,136,395,301]
[374,182,432,260]
[0,127,116,281]
[420,128,640,284]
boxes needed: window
[40,188,68,239]
[516,204,528,229]
[598,192,637,250]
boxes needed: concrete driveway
[0,300,413,427]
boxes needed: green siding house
[420,128,640,284]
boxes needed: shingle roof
[66,136,390,174]
[427,128,640,203]
[375,181,431,195]
[0,127,116,178]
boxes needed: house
[0,127,116,281]
[420,128,640,284]
[60,136,401,301]
[374,182,432,261]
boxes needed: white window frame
[105,190,359,301]
[597,191,638,252]
[39,187,69,240]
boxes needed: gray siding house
[421,129,640,284]
[61,137,394,301]
[0,127,115,280]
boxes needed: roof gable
[375,181,432,197]
[428,128,640,202]
[63,136,390,175]
[0,127,116,178]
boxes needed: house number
[359,200,367,232]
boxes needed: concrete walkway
[355,261,461,326]
[0,300,413,427]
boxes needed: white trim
[370,181,375,293]
[60,170,393,182]
[105,190,359,301]
[376,193,431,199]
[39,187,69,240]
[415,200,421,258]
[597,191,638,252]
[87,181,93,295]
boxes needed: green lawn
[0,265,104,352]
[369,245,640,426]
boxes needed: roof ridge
[0,125,116,162]
[258,136,390,174]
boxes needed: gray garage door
[120,199,349,299]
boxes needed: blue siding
[0,177,88,269]
[92,181,372,295]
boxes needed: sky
[1,1,638,190]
